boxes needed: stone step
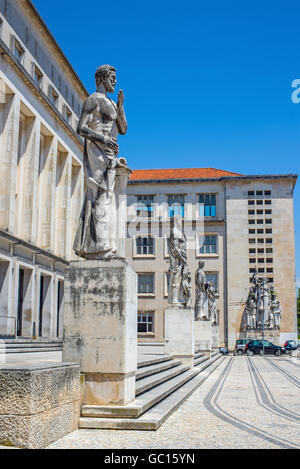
[195,353,221,372]
[136,363,190,396]
[194,351,205,359]
[137,354,173,368]
[211,350,219,358]
[136,358,182,380]
[79,355,226,430]
[0,346,62,354]
[194,354,210,366]
[81,368,200,419]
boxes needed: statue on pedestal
[243,269,282,331]
[168,216,192,308]
[207,281,218,325]
[74,65,129,260]
[195,261,208,320]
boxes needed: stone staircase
[0,339,62,354]
[79,351,225,430]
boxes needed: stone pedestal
[211,325,220,349]
[0,363,80,449]
[194,319,211,355]
[63,259,137,406]
[164,308,195,367]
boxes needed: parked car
[245,340,285,356]
[235,339,252,355]
[284,340,299,354]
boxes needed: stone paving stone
[47,357,300,449]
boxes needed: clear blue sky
[33,0,300,284]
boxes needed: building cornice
[0,37,84,150]
[0,230,69,267]
[129,174,298,186]
[19,0,89,100]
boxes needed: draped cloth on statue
[73,139,117,259]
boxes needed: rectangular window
[266,238,273,244]
[265,209,272,214]
[248,191,254,196]
[256,210,263,215]
[257,229,264,234]
[258,258,264,263]
[266,229,272,234]
[168,194,185,217]
[258,248,264,254]
[249,239,255,244]
[265,200,272,205]
[248,210,255,215]
[258,268,265,273]
[267,268,273,273]
[256,200,263,205]
[266,248,273,253]
[33,64,43,87]
[257,219,264,224]
[49,86,59,107]
[249,258,256,263]
[199,193,216,217]
[137,195,154,217]
[138,274,154,294]
[248,219,255,225]
[248,200,255,205]
[199,235,217,254]
[256,190,263,196]
[13,38,24,63]
[249,229,255,234]
[266,258,273,263]
[206,273,218,292]
[264,190,271,196]
[249,248,256,254]
[265,219,272,224]
[136,236,154,255]
[64,105,72,125]
[138,312,154,333]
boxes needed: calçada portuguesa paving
[47,356,300,449]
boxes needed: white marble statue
[195,261,208,320]
[168,216,192,308]
[74,65,129,259]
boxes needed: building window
[248,210,255,215]
[256,210,263,215]
[267,268,273,273]
[256,190,263,196]
[257,239,264,244]
[248,219,255,225]
[64,105,72,125]
[258,268,265,273]
[13,38,25,63]
[258,248,264,254]
[33,64,43,87]
[168,194,185,217]
[199,194,216,217]
[49,86,59,107]
[249,248,256,254]
[257,219,264,224]
[256,200,263,205]
[137,195,154,217]
[265,200,272,205]
[249,239,255,244]
[266,258,273,263]
[249,258,256,263]
[199,235,217,254]
[258,258,264,263]
[265,219,272,224]
[138,274,154,294]
[136,236,154,255]
[257,229,264,234]
[266,229,272,234]
[206,273,218,292]
[249,229,255,234]
[248,200,255,205]
[138,312,154,333]
[266,248,273,253]
[266,238,273,244]
[264,190,271,196]
[248,191,254,196]
[265,209,272,214]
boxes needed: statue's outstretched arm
[117,90,128,135]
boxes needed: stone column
[63,259,137,406]
[164,307,195,367]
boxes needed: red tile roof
[130,167,242,181]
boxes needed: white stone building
[0,0,87,352]
[126,168,298,349]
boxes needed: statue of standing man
[74,65,128,260]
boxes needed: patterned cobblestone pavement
[47,356,300,449]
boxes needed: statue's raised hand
[117,90,125,107]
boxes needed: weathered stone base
[0,363,80,449]
[194,319,211,354]
[211,325,220,349]
[63,259,137,406]
[84,372,136,406]
[165,308,195,367]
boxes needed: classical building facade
[126,169,298,349]
[0,0,87,347]
[0,2,297,353]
